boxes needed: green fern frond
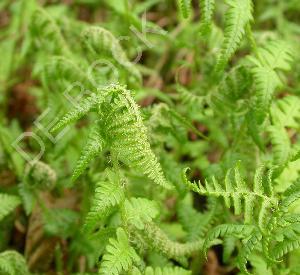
[252,67,280,124]
[143,266,191,275]
[83,169,125,233]
[53,84,171,189]
[183,164,277,229]
[99,227,140,275]
[177,198,219,241]
[51,84,121,132]
[211,65,252,113]
[72,123,104,180]
[0,251,29,275]
[257,40,293,71]
[236,231,263,274]
[215,0,253,71]
[199,0,215,35]
[249,40,293,124]
[51,93,102,132]
[81,26,141,82]
[18,183,36,215]
[0,194,21,222]
[222,236,236,263]
[24,161,57,190]
[203,224,256,257]
[30,7,69,55]
[272,239,300,260]
[271,95,300,128]
[44,56,92,90]
[247,253,273,275]
[177,0,192,19]
[282,213,300,224]
[268,125,291,165]
[142,222,203,259]
[280,179,300,210]
[123,198,159,230]
[176,85,204,107]
[290,147,300,162]
[105,88,172,189]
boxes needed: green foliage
[53,84,172,189]
[0,251,29,275]
[123,197,159,230]
[99,227,140,275]
[0,194,20,222]
[249,40,294,124]
[215,0,253,72]
[177,0,192,19]
[1,0,300,274]
[83,169,125,233]
[133,266,191,275]
[199,0,215,35]
[183,164,277,228]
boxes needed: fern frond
[199,0,215,35]
[81,26,141,82]
[83,169,125,233]
[177,0,192,19]
[123,198,159,230]
[268,125,291,165]
[236,231,263,274]
[18,182,36,215]
[203,224,256,257]
[282,213,300,224]
[257,40,293,71]
[222,236,236,263]
[30,7,69,55]
[291,147,300,162]
[215,0,253,71]
[53,84,171,189]
[211,65,252,114]
[142,222,204,259]
[0,194,21,222]
[44,56,92,90]
[25,161,57,190]
[177,198,219,241]
[272,239,300,260]
[280,179,300,210]
[143,266,191,275]
[252,67,280,124]
[72,123,104,180]
[183,164,277,230]
[176,85,204,107]
[249,40,293,124]
[0,251,29,275]
[106,88,172,189]
[51,93,101,132]
[248,253,273,275]
[99,227,140,275]
[271,95,300,128]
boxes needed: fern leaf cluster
[99,228,140,275]
[183,164,277,229]
[177,0,192,19]
[83,169,125,233]
[249,40,294,124]
[199,0,215,35]
[1,1,300,274]
[0,194,21,222]
[0,251,29,275]
[53,84,172,189]
[215,0,253,72]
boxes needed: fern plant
[1,0,300,274]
